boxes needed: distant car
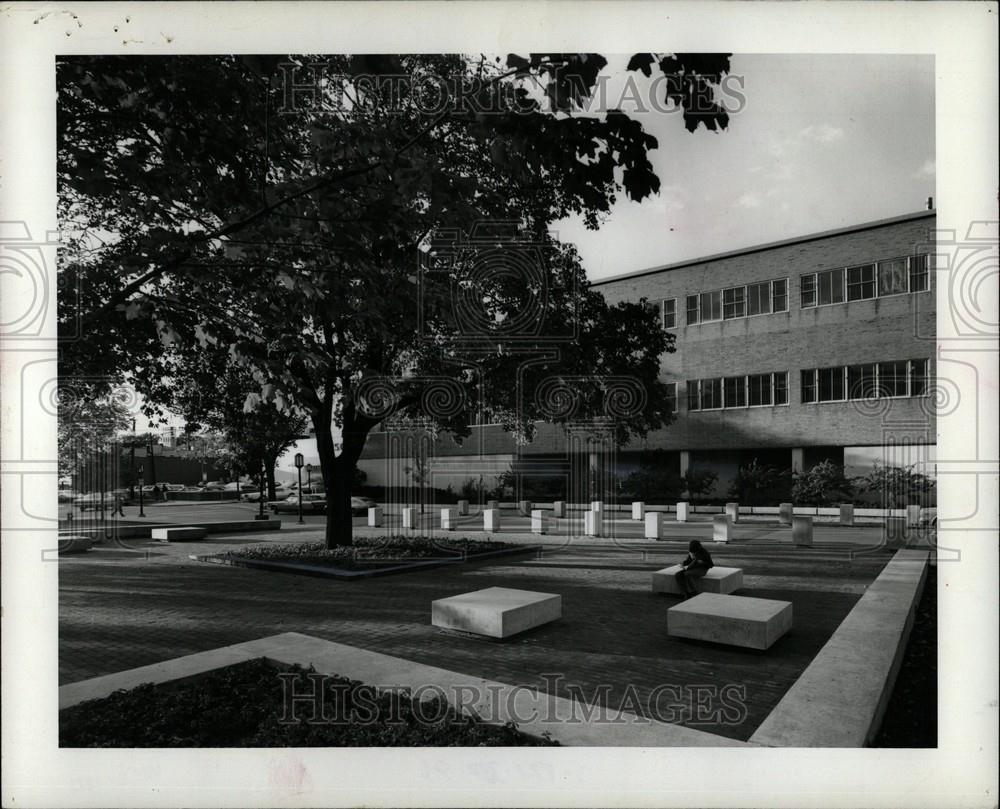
[160,483,186,492]
[351,496,376,516]
[58,490,79,503]
[269,494,327,514]
[919,507,938,527]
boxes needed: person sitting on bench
[675,540,714,598]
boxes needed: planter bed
[192,537,539,580]
[60,657,555,747]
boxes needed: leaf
[626,53,656,77]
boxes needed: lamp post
[306,463,312,492]
[294,453,305,524]
[256,459,267,520]
[137,463,145,518]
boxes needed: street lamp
[255,459,268,520]
[294,453,305,524]
[137,463,145,518]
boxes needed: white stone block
[668,593,792,650]
[906,505,921,527]
[792,515,813,546]
[584,511,603,536]
[652,565,744,595]
[402,507,416,529]
[432,587,562,639]
[644,512,662,539]
[483,509,500,533]
[457,500,469,516]
[712,515,732,543]
[631,501,645,520]
[530,509,548,535]
[779,503,793,525]
[839,503,854,526]
[676,501,689,522]
[441,508,456,530]
[725,502,739,522]
[552,501,565,518]
[151,526,207,542]
[367,506,382,527]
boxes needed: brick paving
[59,527,893,742]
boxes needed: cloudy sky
[557,53,936,281]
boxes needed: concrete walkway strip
[749,549,930,747]
[59,632,749,747]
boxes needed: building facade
[359,209,937,500]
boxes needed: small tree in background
[728,458,793,506]
[620,449,685,501]
[682,469,719,502]
[858,461,936,508]
[791,460,855,506]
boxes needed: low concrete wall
[749,549,929,747]
[58,519,281,541]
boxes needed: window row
[687,372,789,411]
[801,255,929,308]
[800,359,930,403]
[685,278,788,325]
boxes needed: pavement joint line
[58,632,752,747]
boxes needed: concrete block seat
[667,593,793,650]
[652,565,744,596]
[432,587,562,639]
[58,535,94,554]
[151,526,208,542]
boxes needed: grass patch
[60,658,557,747]
[224,535,518,571]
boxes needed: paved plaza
[59,519,896,742]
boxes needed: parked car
[58,490,79,503]
[270,494,327,514]
[351,495,377,516]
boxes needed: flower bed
[223,536,521,571]
[60,658,556,747]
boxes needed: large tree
[58,52,733,546]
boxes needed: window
[818,366,845,401]
[700,290,722,322]
[875,360,908,397]
[801,274,816,308]
[747,282,771,316]
[818,268,845,305]
[772,279,788,312]
[801,369,817,403]
[774,372,788,405]
[687,380,700,411]
[700,377,723,410]
[665,382,677,413]
[686,294,699,325]
[662,298,677,329]
[724,375,747,407]
[748,373,772,406]
[909,255,929,292]
[723,286,746,319]
[878,257,908,296]
[910,358,930,395]
[847,363,877,399]
[847,264,876,301]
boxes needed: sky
[555,53,936,281]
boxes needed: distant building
[359,209,936,500]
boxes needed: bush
[728,459,792,506]
[60,658,557,747]
[791,461,854,505]
[857,461,936,508]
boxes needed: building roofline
[589,209,936,287]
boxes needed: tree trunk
[313,415,351,548]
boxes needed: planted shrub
[791,461,854,505]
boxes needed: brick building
[359,208,936,500]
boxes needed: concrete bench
[652,565,744,595]
[432,587,562,639]
[151,526,207,542]
[667,593,793,650]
